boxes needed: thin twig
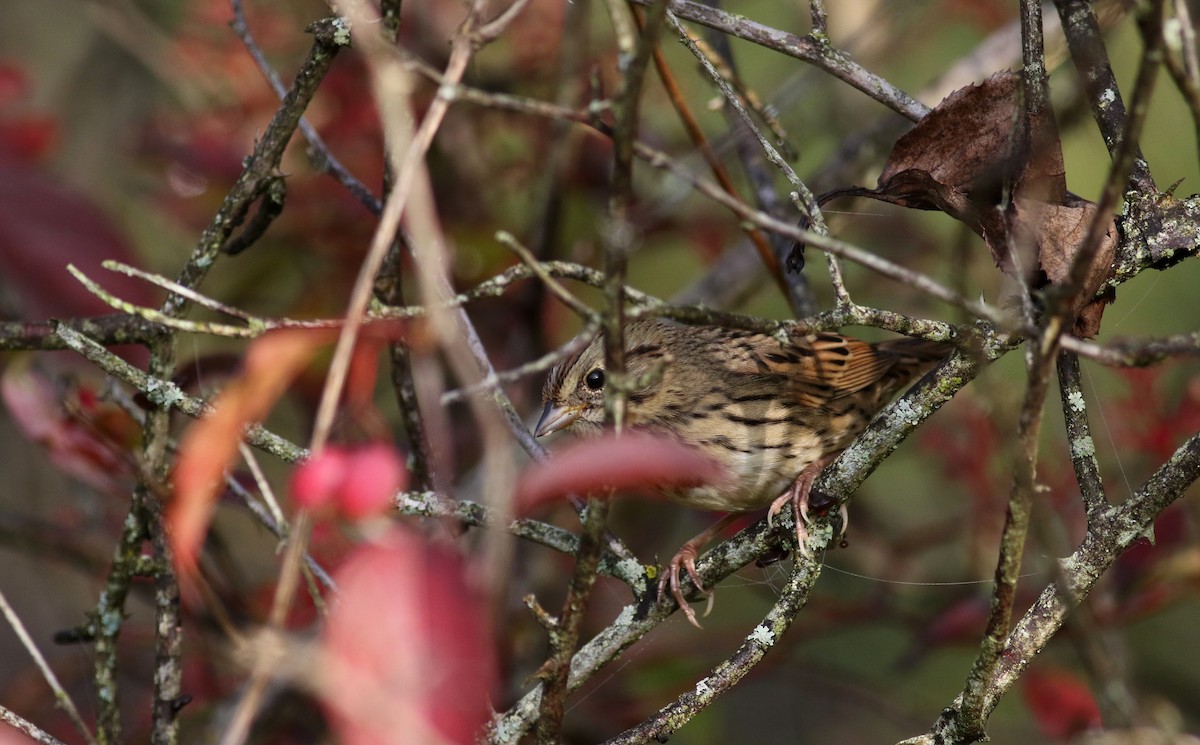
[0,704,69,745]
[164,18,349,317]
[441,316,601,404]
[603,555,822,744]
[0,586,98,745]
[1054,0,1155,192]
[1056,352,1108,520]
[636,7,794,304]
[537,0,670,738]
[957,3,1054,733]
[230,0,382,215]
[631,0,929,121]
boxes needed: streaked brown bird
[536,318,951,625]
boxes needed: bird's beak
[535,402,581,437]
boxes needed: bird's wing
[721,332,898,409]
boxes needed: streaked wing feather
[720,333,899,408]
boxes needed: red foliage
[1107,504,1200,622]
[919,395,1001,506]
[516,432,727,514]
[291,443,407,519]
[0,61,155,322]
[1110,368,1200,462]
[0,61,57,160]
[171,329,335,572]
[1,361,137,495]
[320,529,496,745]
[1022,667,1102,741]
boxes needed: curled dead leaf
[827,70,1116,336]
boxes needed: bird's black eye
[584,368,605,391]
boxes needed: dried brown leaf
[843,70,1115,335]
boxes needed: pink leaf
[320,529,496,745]
[336,443,407,519]
[517,432,726,514]
[290,448,350,512]
[171,329,333,573]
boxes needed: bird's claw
[658,545,713,629]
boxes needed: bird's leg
[766,454,840,559]
[658,513,743,628]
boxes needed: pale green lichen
[613,604,636,627]
[891,397,922,427]
[492,715,524,744]
[1098,87,1116,110]
[1164,17,1183,52]
[1068,390,1086,412]
[749,624,775,646]
[154,383,186,410]
[331,17,352,46]
[616,558,644,583]
[1070,435,1096,459]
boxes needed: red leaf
[336,443,406,519]
[290,448,350,512]
[1023,667,1102,741]
[171,329,333,573]
[517,432,727,514]
[1,360,136,495]
[290,443,407,519]
[320,529,495,745]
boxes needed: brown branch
[0,314,161,351]
[630,0,928,121]
[164,17,349,317]
[1056,351,1108,520]
[1054,0,1155,192]
[957,6,1053,733]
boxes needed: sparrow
[536,318,950,625]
